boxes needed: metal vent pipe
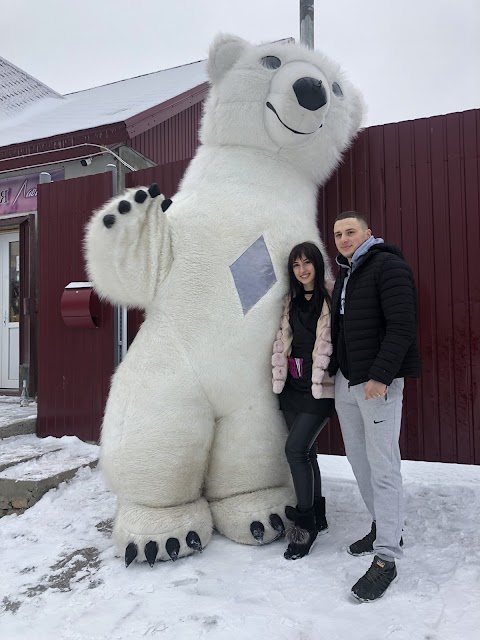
[300,0,314,49]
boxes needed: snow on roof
[0,56,63,122]
[0,59,208,149]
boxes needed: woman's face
[292,253,315,289]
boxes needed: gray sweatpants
[335,372,405,561]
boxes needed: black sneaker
[351,555,397,602]
[348,522,403,556]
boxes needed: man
[328,211,420,602]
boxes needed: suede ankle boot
[313,497,328,534]
[284,506,318,560]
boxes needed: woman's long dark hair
[287,242,331,315]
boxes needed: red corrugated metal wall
[37,173,114,441]
[34,108,480,464]
[129,102,203,164]
[316,109,480,465]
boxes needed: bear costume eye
[261,56,281,70]
[332,82,343,98]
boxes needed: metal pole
[105,163,127,368]
[300,0,314,49]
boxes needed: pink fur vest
[271,280,335,399]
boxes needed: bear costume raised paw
[85,34,364,566]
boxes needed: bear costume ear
[207,33,248,84]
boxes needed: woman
[272,242,335,560]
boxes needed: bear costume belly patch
[229,236,277,314]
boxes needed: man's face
[333,217,372,260]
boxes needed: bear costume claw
[124,532,203,568]
[161,198,172,212]
[125,542,138,568]
[102,213,115,228]
[134,189,148,204]
[114,499,213,568]
[148,182,161,198]
[250,521,265,542]
[117,199,131,214]
[186,531,203,553]
[101,184,168,229]
[250,514,285,543]
[269,514,286,538]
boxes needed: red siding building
[317,109,480,465]
[1,54,479,464]
[0,55,208,402]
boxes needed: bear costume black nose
[293,77,327,111]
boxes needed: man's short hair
[334,210,369,229]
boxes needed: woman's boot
[284,506,318,560]
[313,497,329,534]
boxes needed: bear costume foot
[114,497,213,567]
[209,486,295,545]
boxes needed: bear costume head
[200,34,365,186]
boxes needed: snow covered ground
[1,450,479,640]
[0,395,36,431]
[0,435,98,480]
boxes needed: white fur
[84,34,364,562]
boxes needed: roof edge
[0,55,63,99]
[0,122,128,172]
[64,59,207,97]
[0,83,210,161]
[125,82,210,138]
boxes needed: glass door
[0,232,20,388]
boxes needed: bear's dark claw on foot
[125,532,202,567]
[269,513,285,538]
[186,531,203,553]
[144,541,159,567]
[250,521,265,543]
[118,200,131,214]
[125,542,138,567]
[148,183,161,198]
[166,537,180,561]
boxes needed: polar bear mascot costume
[85,34,364,567]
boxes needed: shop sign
[0,169,64,216]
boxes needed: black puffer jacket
[328,243,421,386]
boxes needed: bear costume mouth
[266,102,322,136]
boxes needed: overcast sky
[2,0,479,126]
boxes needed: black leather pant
[283,400,334,511]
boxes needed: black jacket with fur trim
[328,243,421,386]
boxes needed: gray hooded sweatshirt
[337,236,384,315]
